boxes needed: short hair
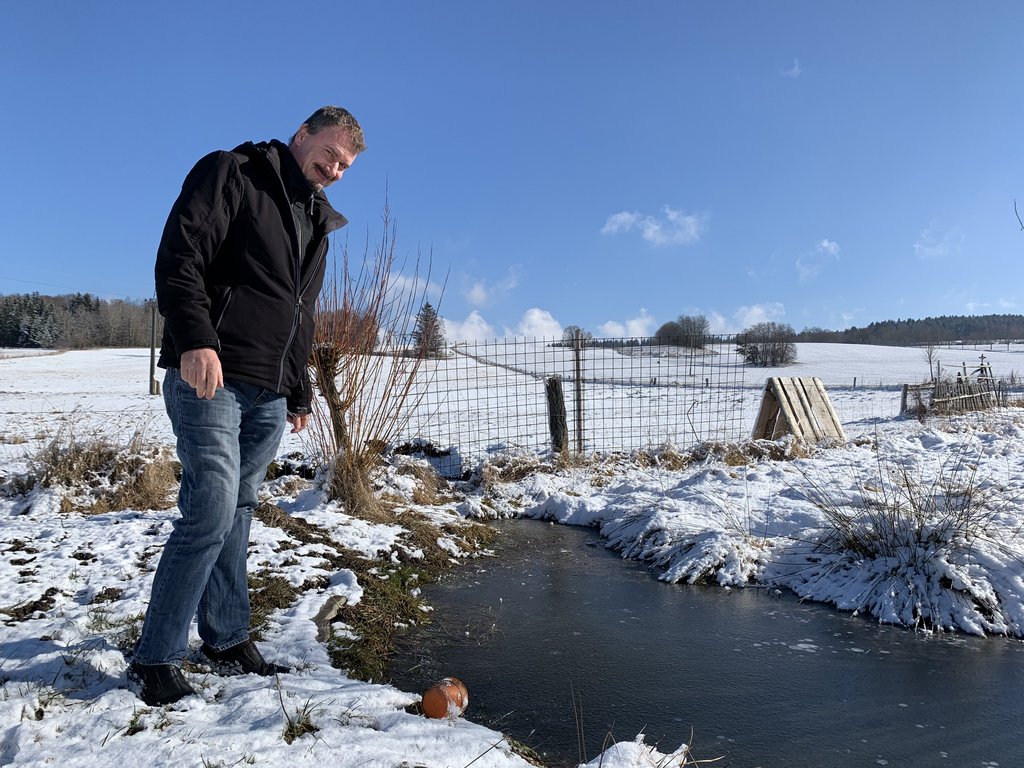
[292,106,367,153]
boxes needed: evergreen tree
[412,302,446,358]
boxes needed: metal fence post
[573,329,585,455]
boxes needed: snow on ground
[1,345,1023,767]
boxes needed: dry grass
[802,445,1010,562]
[480,453,547,488]
[1,586,61,621]
[254,500,494,681]
[22,425,178,513]
[634,438,809,471]
[397,461,450,506]
[277,692,321,745]
[247,570,305,642]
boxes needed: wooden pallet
[752,377,846,442]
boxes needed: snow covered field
[1,344,1023,766]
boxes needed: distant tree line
[0,292,159,348]
[9,290,1024,354]
[558,313,1024,354]
[795,314,1024,345]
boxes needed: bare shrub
[736,321,797,366]
[307,204,438,522]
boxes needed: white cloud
[734,302,786,328]
[598,320,626,337]
[443,311,495,343]
[914,224,964,260]
[600,211,640,235]
[601,206,707,247]
[462,267,520,307]
[796,238,841,282]
[466,282,489,306]
[817,238,840,256]
[507,308,562,339]
[706,311,729,334]
[783,58,802,79]
[598,309,655,338]
[371,272,443,304]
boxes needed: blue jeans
[134,369,286,666]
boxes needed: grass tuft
[23,425,178,513]
[247,571,301,642]
[792,442,1024,632]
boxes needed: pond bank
[389,517,1024,768]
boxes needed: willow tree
[307,205,435,520]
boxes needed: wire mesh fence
[316,338,1024,479]
[394,335,748,476]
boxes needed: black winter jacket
[155,139,348,413]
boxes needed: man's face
[289,124,358,191]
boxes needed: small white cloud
[783,59,802,78]
[706,311,729,334]
[914,224,964,260]
[600,211,641,235]
[598,309,655,338]
[599,320,625,337]
[817,238,840,256]
[507,308,562,339]
[796,238,841,282]
[385,272,443,302]
[462,267,520,307]
[466,282,488,306]
[601,206,707,247]
[443,311,495,343]
[735,302,786,328]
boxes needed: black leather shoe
[201,639,289,676]
[128,662,197,706]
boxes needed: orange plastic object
[421,676,469,719]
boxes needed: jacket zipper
[276,190,315,392]
[213,288,233,330]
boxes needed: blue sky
[2,2,1022,341]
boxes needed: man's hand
[287,413,310,433]
[180,348,223,399]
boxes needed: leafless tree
[307,204,435,520]
[922,343,940,381]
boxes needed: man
[131,106,366,707]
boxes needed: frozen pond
[389,519,1024,767]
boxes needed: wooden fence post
[545,376,568,454]
[149,301,161,396]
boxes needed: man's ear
[292,124,309,146]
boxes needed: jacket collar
[235,140,349,234]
